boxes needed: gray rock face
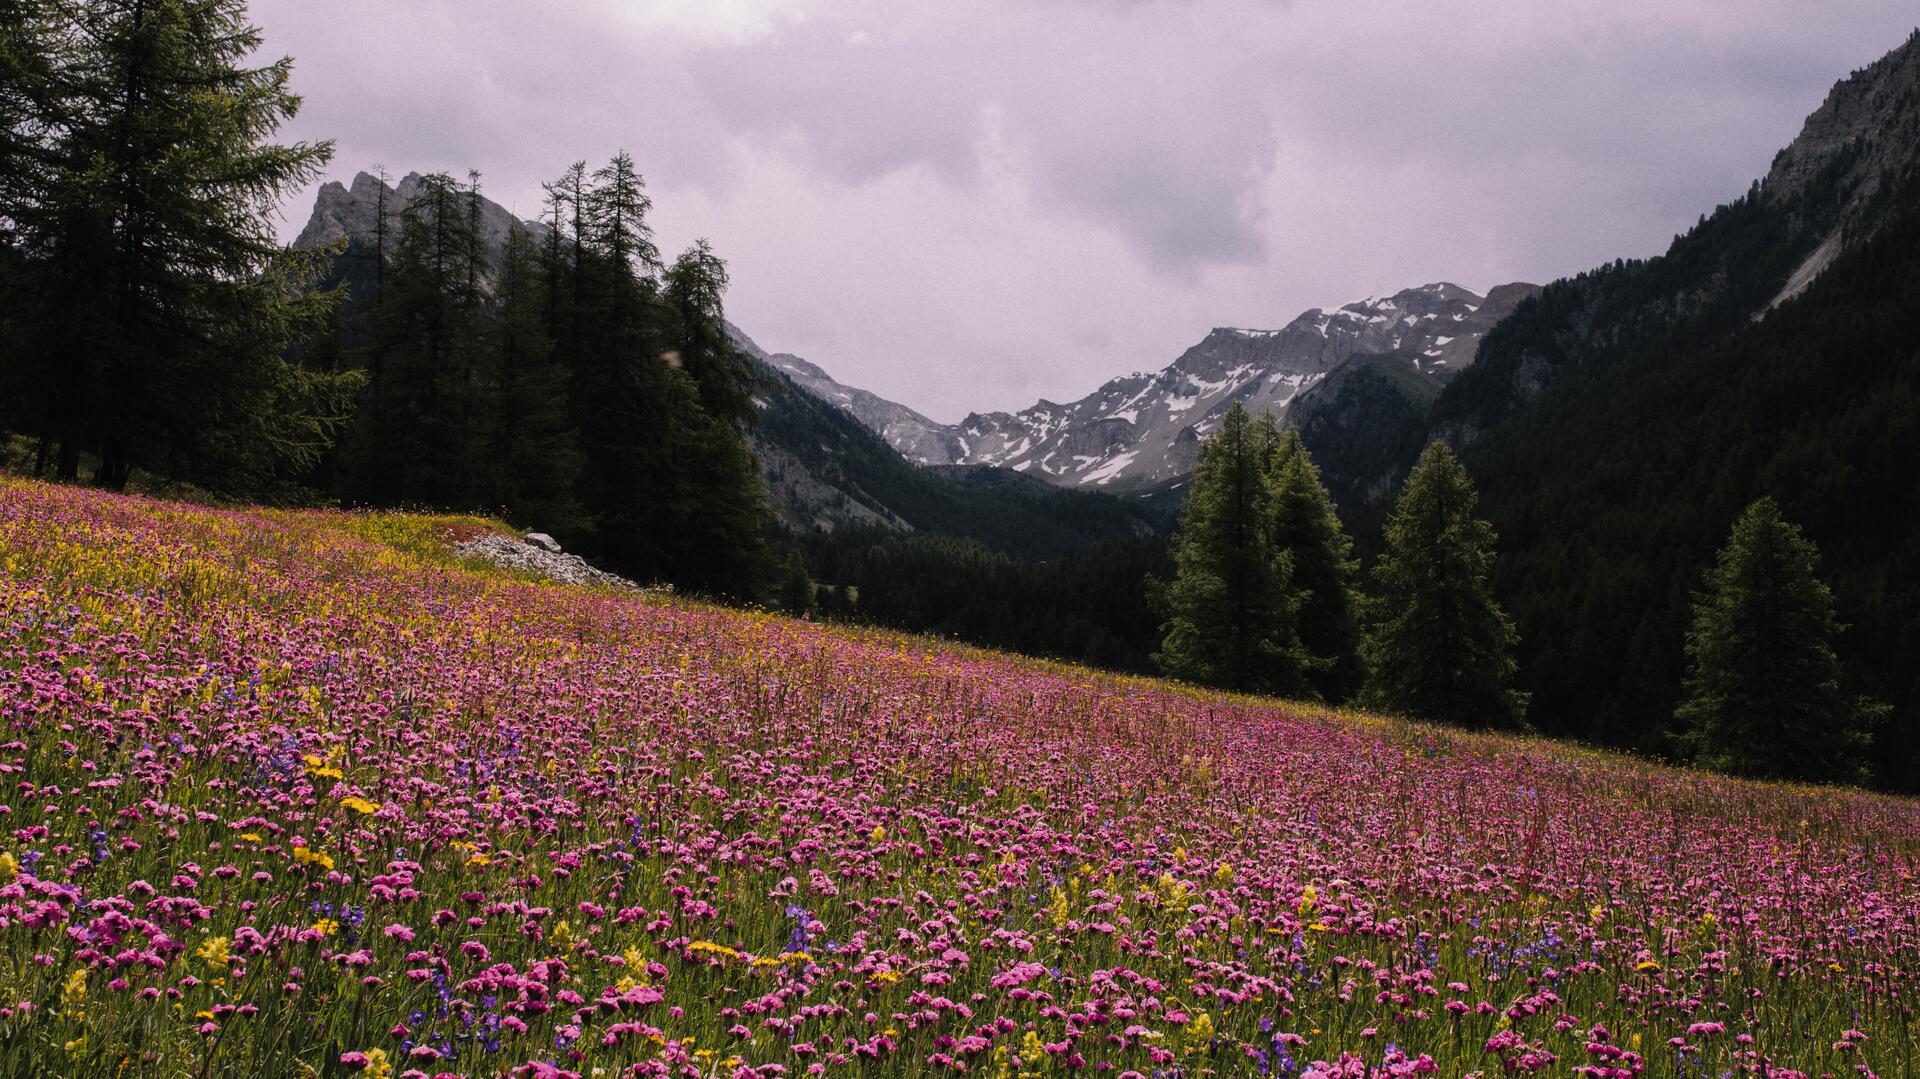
[522,532,562,553]
[1763,29,1920,215]
[1761,30,1920,307]
[746,282,1536,492]
[294,171,548,265]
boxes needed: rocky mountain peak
[293,170,547,263]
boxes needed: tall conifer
[1268,428,1365,703]
[1675,498,1880,782]
[7,0,353,489]
[1364,442,1525,727]
[1154,404,1312,696]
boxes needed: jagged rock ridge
[295,171,548,264]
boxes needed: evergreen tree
[488,227,585,533]
[1153,404,1312,696]
[1268,427,1365,702]
[665,239,760,426]
[345,172,487,506]
[656,239,773,598]
[1364,442,1526,728]
[1674,498,1880,783]
[776,551,814,616]
[3,0,355,490]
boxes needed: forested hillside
[1294,31,1920,785]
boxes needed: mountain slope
[1332,27,1920,783]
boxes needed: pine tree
[776,551,814,616]
[5,0,354,490]
[1268,427,1365,703]
[657,238,773,599]
[346,172,487,506]
[1153,404,1312,696]
[488,227,585,534]
[1674,498,1880,782]
[1364,442,1526,728]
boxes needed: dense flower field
[0,477,1916,1079]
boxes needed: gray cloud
[254,0,1919,421]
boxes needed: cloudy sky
[257,0,1916,422]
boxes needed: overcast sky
[256,0,1917,423]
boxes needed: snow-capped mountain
[758,281,1536,491]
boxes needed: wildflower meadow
[0,475,1915,1078]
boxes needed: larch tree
[8,0,355,490]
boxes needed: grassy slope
[0,474,1915,1078]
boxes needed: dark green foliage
[1268,428,1365,703]
[776,551,814,616]
[343,172,489,506]
[1364,443,1525,728]
[1676,498,1882,782]
[1153,404,1313,697]
[0,0,358,492]
[486,228,585,533]
[666,240,761,427]
[806,528,1171,674]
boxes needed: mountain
[758,281,1534,492]
[1325,28,1920,784]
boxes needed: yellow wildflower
[1635,960,1662,973]
[339,796,381,815]
[1048,886,1070,928]
[61,967,87,1020]
[357,1048,393,1079]
[1297,885,1317,916]
[196,936,231,967]
[870,825,886,842]
[1214,862,1235,884]
[688,940,741,962]
[240,833,263,843]
[1185,1011,1215,1053]
[292,846,335,871]
[869,968,902,987]
[0,852,18,880]
[311,919,340,937]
